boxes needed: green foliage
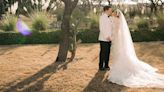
[129,9,137,18]
[54,7,64,21]
[131,31,164,41]
[157,13,164,31]
[71,5,91,30]
[77,29,99,43]
[90,20,99,31]
[137,19,149,31]
[31,11,50,31]
[0,31,61,45]
[89,13,99,31]
[0,30,163,45]
[0,14,17,31]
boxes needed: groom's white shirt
[99,13,113,42]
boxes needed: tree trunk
[70,50,76,61]
[16,0,23,15]
[56,0,78,62]
[69,28,77,61]
[150,0,157,14]
[56,32,71,62]
[0,0,8,18]
[0,0,4,19]
[107,0,111,5]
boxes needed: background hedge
[0,30,163,45]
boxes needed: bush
[0,31,61,45]
[129,10,136,18]
[77,29,99,43]
[0,30,163,45]
[137,19,149,31]
[0,14,17,31]
[31,11,50,31]
[53,7,64,21]
[90,20,99,31]
[89,13,99,31]
[157,13,164,31]
[131,31,164,42]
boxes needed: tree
[0,0,4,18]
[56,0,79,62]
[149,0,164,14]
[0,0,8,19]
[107,0,111,5]
[150,0,157,14]
[68,0,93,61]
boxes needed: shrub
[31,11,50,31]
[131,31,164,42]
[90,20,99,31]
[77,29,99,43]
[129,10,136,18]
[89,13,99,31]
[0,30,163,45]
[157,13,164,31]
[137,19,149,31]
[54,7,64,21]
[0,14,17,31]
[0,31,61,45]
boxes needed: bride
[108,9,164,88]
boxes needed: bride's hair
[113,10,120,18]
[116,11,120,17]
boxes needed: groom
[98,6,113,71]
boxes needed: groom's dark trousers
[99,41,111,69]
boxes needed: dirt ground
[0,42,164,92]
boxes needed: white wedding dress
[108,9,164,88]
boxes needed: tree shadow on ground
[83,71,127,92]
[41,45,57,56]
[0,59,74,92]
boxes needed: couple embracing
[98,5,164,88]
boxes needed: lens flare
[16,19,31,36]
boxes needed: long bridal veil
[108,9,164,88]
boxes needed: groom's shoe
[105,66,110,70]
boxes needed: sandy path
[0,42,164,92]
